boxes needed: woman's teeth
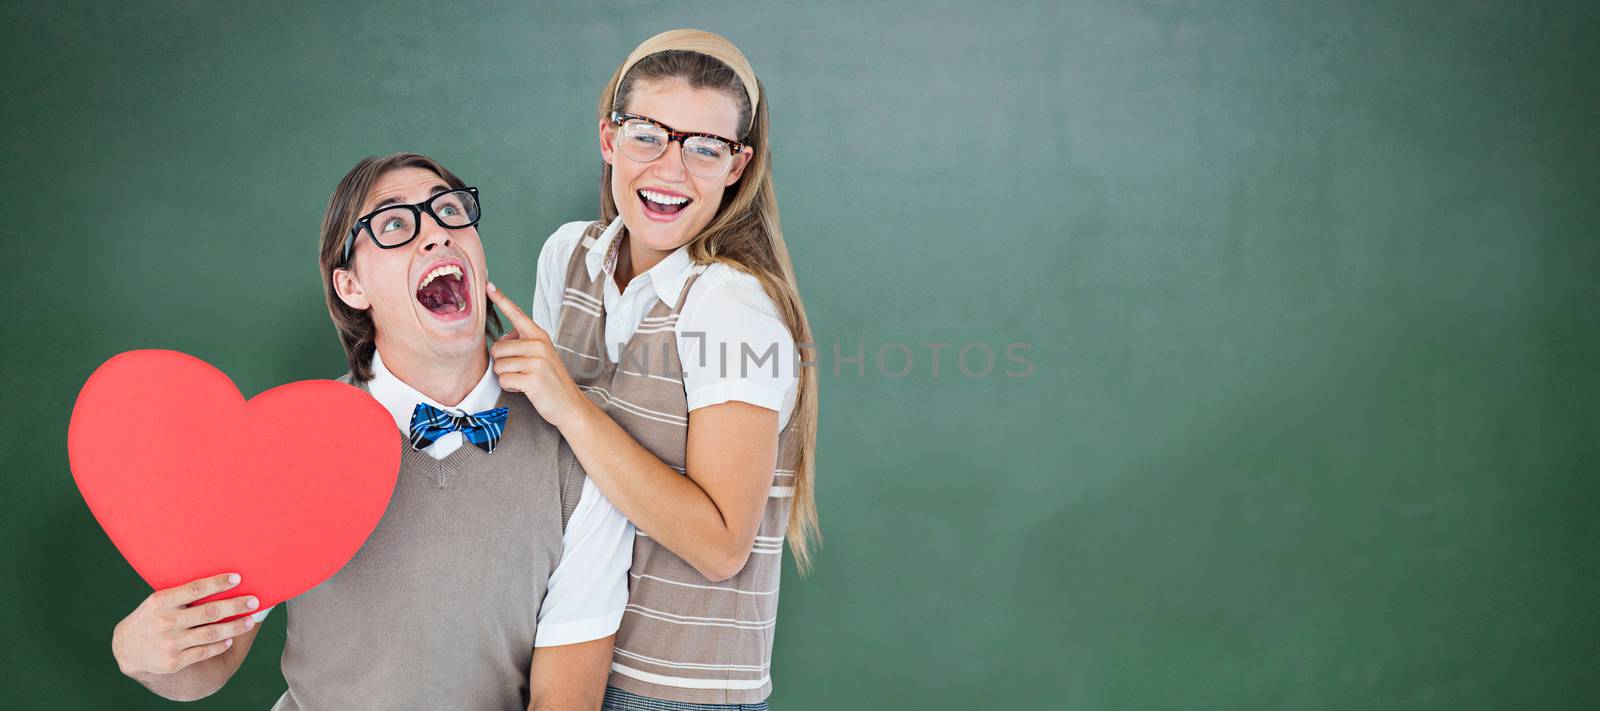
[638,189,691,216]
[639,189,689,205]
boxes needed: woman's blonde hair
[597,30,821,572]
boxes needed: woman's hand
[487,282,592,431]
[112,572,259,678]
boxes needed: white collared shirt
[258,350,635,646]
[368,350,503,459]
[530,217,799,429]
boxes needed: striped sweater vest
[552,222,801,704]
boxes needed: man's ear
[598,119,616,165]
[725,146,753,187]
[332,268,370,311]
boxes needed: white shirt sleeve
[677,268,800,430]
[534,476,635,647]
[530,221,588,335]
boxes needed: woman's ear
[725,146,753,186]
[598,119,616,165]
[332,267,370,311]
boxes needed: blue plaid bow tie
[407,402,510,454]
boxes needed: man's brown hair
[317,153,502,381]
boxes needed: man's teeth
[639,189,689,205]
[419,264,464,289]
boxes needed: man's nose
[417,213,453,252]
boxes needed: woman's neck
[612,229,672,290]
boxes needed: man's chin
[418,331,487,367]
[415,306,485,345]
[422,319,483,342]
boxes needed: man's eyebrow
[363,184,453,213]
[369,196,403,211]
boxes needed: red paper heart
[67,350,399,614]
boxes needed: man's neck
[375,340,488,408]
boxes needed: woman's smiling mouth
[638,188,692,221]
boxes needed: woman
[485,28,818,710]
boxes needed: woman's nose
[651,140,689,181]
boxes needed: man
[109,153,632,710]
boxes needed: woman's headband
[609,29,760,119]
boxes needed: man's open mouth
[639,188,692,217]
[415,261,471,316]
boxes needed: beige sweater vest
[271,375,581,711]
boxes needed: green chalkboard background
[3,0,1597,708]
